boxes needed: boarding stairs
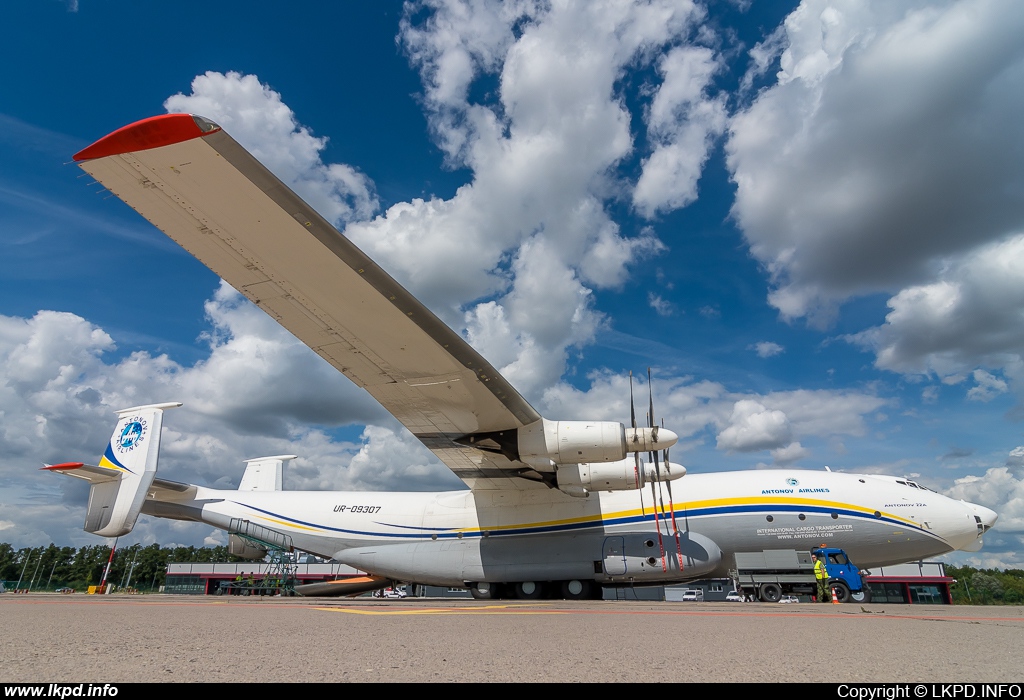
[222,518,299,596]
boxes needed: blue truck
[733,547,871,603]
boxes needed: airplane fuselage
[144,468,993,589]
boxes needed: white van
[680,589,704,601]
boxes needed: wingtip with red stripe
[41,462,85,471]
[73,113,221,162]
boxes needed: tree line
[945,565,1024,605]
[0,542,241,592]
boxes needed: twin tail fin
[45,402,181,536]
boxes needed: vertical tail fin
[86,402,182,536]
[238,455,295,491]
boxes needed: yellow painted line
[257,515,322,532]
[313,604,567,616]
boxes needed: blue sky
[2,0,1023,568]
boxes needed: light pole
[15,548,34,591]
[27,553,44,592]
[45,556,59,591]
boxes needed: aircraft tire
[559,579,592,600]
[470,582,495,600]
[760,583,782,603]
[515,581,544,599]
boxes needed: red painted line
[74,114,220,162]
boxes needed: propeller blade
[661,418,683,569]
[629,371,637,431]
[629,371,645,515]
[647,367,658,442]
[649,479,667,572]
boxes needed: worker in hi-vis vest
[813,554,829,602]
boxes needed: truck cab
[812,547,867,601]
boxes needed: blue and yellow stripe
[230,495,934,542]
[97,443,133,474]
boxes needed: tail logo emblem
[117,419,147,452]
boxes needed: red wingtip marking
[73,114,220,162]
[42,462,85,471]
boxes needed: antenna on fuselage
[629,372,648,518]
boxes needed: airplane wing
[74,114,546,491]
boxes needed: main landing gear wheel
[760,583,782,603]
[515,581,544,600]
[560,579,592,600]
[470,582,496,600]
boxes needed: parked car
[725,591,744,602]
[54,587,74,594]
[779,595,801,604]
[374,586,407,599]
[680,589,704,601]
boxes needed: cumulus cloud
[752,341,784,358]
[727,0,1024,326]
[717,400,792,452]
[849,234,1024,392]
[340,0,714,395]
[165,71,379,226]
[648,293,674,317]
[633,45,728,217]
[771,441,810,466]
[967,370,1009,402]
[945,466,1024,566]
[1007,446,1024,471]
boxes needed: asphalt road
[2,594,1022,683]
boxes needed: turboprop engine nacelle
[556,458,686,498]
[517,418,678,469]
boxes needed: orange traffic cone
[831,586,840,604]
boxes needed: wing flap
[77,116,543,489]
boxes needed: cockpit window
[895,479,934,492]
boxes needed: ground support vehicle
[733,547,871,603]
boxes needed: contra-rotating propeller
[625,368,687,570]
[627,367,686,572]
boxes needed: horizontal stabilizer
[42,462,119,483]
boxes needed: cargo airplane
[48,114,998,601]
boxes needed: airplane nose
[971,503,998,533]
